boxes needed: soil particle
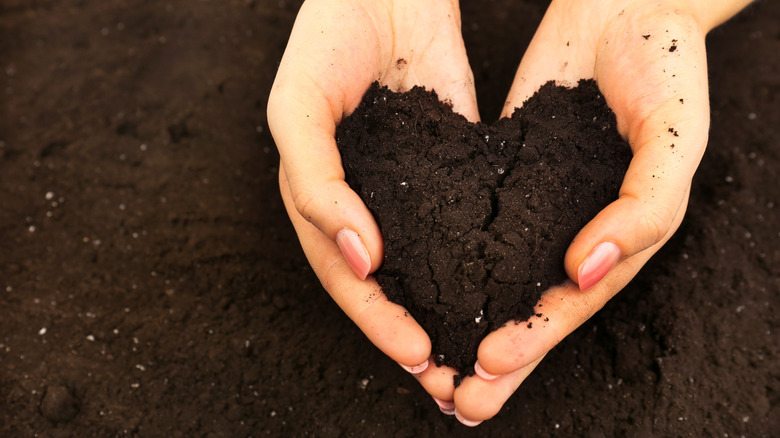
[338,80,631,375]
[39,385,79,423]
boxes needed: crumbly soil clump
[339,80,631,375]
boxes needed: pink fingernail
[400,359,429,374]
[577,242,621,291]
[335,228,371,280]
[433,396,455,415]
[474,361,499,381]
[454,409,483,427]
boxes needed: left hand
[450,0,721,425]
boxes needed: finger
[413,361,459,414]
[452,356,545,425]
[477,189,688,377]
[267,1,389,278]
[565,13,709,290]
[279,165,431,368]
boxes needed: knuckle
[292,187,318,223]
[637,205,673,249]
[318,257,348,292]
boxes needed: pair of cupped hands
[268,0,748,427]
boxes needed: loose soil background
[0,0,777,437]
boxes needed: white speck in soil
[45,191,54,200]
[38,327,47,335]
[747,112,757,120]
[725,176,734,183]
[28,225,36,233]
[86,334,95,341]
[140,143,148,151]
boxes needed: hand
[267,0,479,403]
[451,0,752,426]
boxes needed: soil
[0,0,777,437]
[338,81,631,376]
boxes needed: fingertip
[415,362,458,402]
[476,328,526,376]
[401,331,432,368]
[355,299,431,370]
[473,360,500,381]
[432,396,455,415]
[400,358,429,374]
[454,409,483,427]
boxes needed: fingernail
[432,396,455,415]
[454,409,483,427]
[400,359,429,374]
[474,361,499,381]
[335,228,371,280]
[577,241,621,291]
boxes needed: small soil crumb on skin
[39,385,79,423]
[338,80,631,377]
[643,34,651,39]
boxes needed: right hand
[267,0,479,408]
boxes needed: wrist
[670,0,754,32]
[550,0,753,34]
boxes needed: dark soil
[339,81,631,376]
[0,0,777,437]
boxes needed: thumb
[268,78,384,280]
[567,42,710,289]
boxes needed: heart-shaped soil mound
[338,80,632,377]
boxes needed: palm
[274,0,478,123]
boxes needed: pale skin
[268,0,753,426]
